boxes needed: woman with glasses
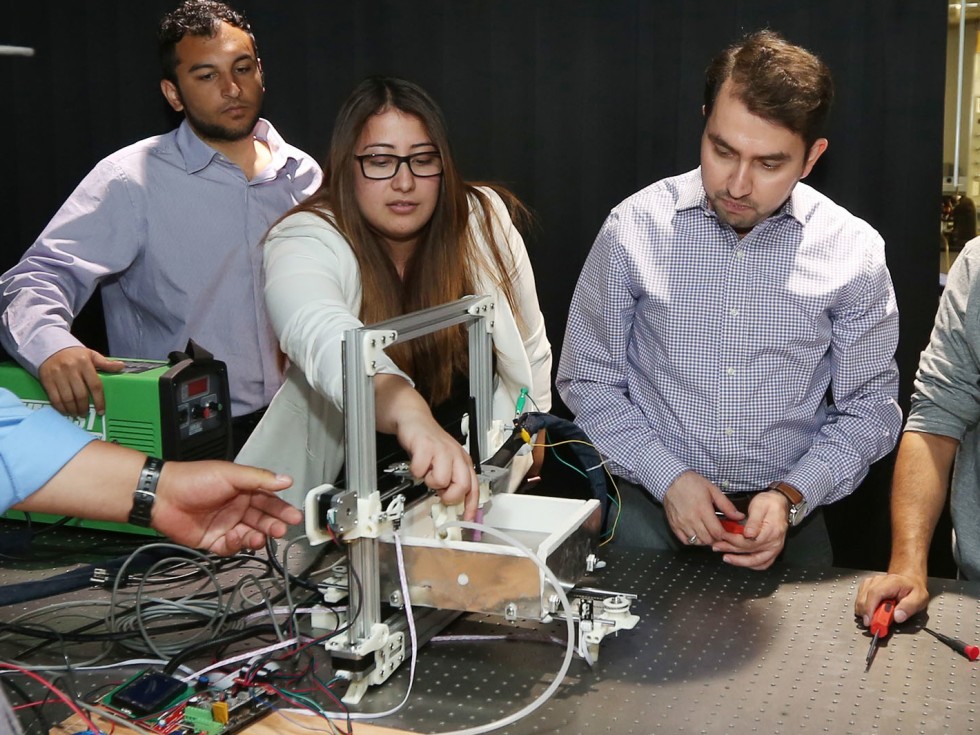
[237,76,552,515]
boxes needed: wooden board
[54,710,414,734]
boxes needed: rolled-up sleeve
[906,244,980,438]
[0,389,96,511]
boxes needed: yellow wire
[525,438,623,545]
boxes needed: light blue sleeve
[0,388,97,512]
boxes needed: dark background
[0,2,947,574]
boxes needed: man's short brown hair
[704,30,834,149]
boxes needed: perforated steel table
[4,535,979,734]
[357,549,980,734]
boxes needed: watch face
[789,502,808,526]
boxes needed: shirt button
[729,308,739,317]
[727,367,736,376]
[721,480,730,489]
[725,427,734,436]
[736,251,745,259]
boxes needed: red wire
[0,662,101,733]
[12,701,46,711]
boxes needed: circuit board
[96,671,274,735]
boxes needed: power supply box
[0,351,233,534]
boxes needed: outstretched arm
[14,441,302,556]
[855,431,957,624]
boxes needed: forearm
[783,392,902,506]
[374,374,433,436]
[264,218,408,402]
[887,431,958,581]
[0,284,84,374]
[13,441,144,521]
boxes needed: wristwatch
[128,457,165,527]
[766,481,808,526]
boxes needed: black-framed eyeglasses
[355,152,443,180]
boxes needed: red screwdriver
[923,627,980,661]
[865,599,896,672]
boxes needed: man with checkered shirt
[557,31,901,570]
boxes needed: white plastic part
[343,491,383,540]
[304,483,338,546]
[430,501,463,541]
[360,329,398,376]
[578,595,640,664]
[325,622,406,705]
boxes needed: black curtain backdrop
[0,1,946,573]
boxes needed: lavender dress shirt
[557,168,902,512]
[0,119,322,416]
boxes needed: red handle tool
[719,518,745,534]
[924,627,980,661]
[865,599,896,672]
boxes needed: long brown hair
[288,76,527,405]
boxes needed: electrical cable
[280,535,314,640]
[0,544,198,608]
[109,546,231,659]
[181,634,306,682]
[0,545,305,645]
[162,624,277,676]
[1,673,53,733]
[265,536,330,593]
[235,574,287,643]
[1,540,334,731]
[0,663,100,733]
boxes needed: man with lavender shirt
[0,1,321,452]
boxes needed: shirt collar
[175,117,295,174]
[675,166,809,228]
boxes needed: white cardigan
[237,187,552,506]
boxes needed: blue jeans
[608,477,834,567]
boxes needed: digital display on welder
[184,376,209,398]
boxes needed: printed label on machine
[18,399,107,439]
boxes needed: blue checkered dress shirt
[556,168,901,509]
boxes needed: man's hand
[38,346,125,416]
[663,471,744,545]
[151,462,303,555]
[855,572,929,626]
[711,491,789,570]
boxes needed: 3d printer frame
[304,296,636,705]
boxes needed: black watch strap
[128,457,164,527]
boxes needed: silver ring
[688,534,699,545]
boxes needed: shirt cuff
[781,458,835,509]
[18,327,85,375]
[0,407,96,505]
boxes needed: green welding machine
[0,345,233,533]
